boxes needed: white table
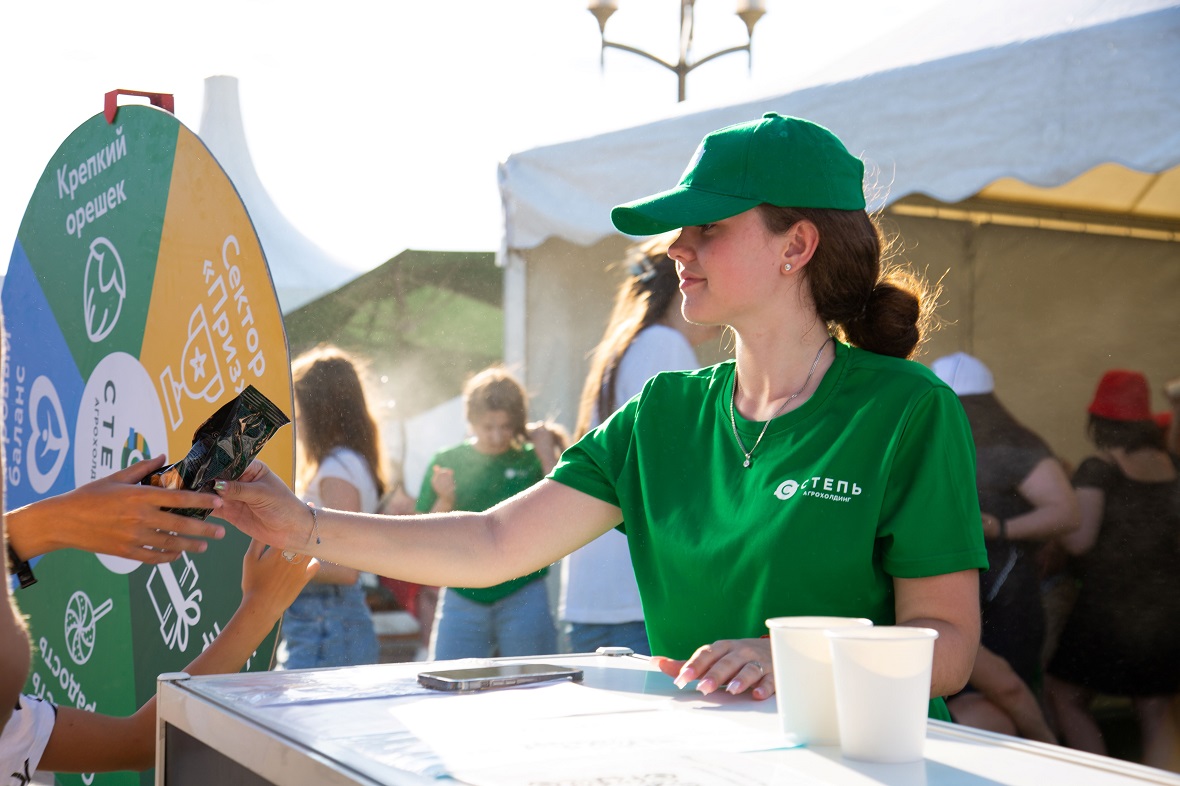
[155,652,1179,785]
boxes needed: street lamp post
[588,0,767,102]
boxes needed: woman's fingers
[134,528,210,557]
[110,453,168,482]
[660,639,775,700]
[126,546,184,565]
[235,459,270,484]
[130,499,225,541]
[136,484,224,516]
[651,656,685,679]
[726,659,775,699]
[212,464,281,507]
[213,463,306,550]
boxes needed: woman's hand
[213,461,310,551]
[5,454,225,564]
[238,539,319,623]
[652,638,775,700]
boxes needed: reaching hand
[652,638,775,700]
[238,539,319,623]
[213,461,309,551]
[6,454,225,564]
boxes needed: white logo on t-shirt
[774,480,799,500]
[774,475,863,502]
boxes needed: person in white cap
[930,351,995,397]
[931,352,1078,742]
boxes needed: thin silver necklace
[729,336,832,468]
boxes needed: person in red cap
[211,114,988,722]
[1045,370,1180,770]
[1164,376,1180,456]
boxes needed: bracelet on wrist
[6,541,37,588]
[307,503,321,546]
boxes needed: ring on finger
[282,550,302,564]
[748,660,765,675]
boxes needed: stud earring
[783,263,793,272]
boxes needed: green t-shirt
[551,342,987,716]
[417,440,548,603]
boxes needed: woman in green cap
[213,113,987,717]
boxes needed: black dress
[1047,455,1180,695]
[960,394,1052,690]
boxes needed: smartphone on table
[418,663,584,692]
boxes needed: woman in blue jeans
[277,346,388,669]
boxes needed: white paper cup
[826,626,939,763]
[765,616,872,745]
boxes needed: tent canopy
[494,0,1180,466]
[498,0,1180,252]
[199,76,359,313]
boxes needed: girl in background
[418,366,565,659]
[277,345,388,669]
[561,239,719,655]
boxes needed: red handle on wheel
[104,89,175,123]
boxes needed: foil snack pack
[143,385,290,519]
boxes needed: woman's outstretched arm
[215,461,623,588]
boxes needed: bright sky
[0,0,944,276]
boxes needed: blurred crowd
[930,353,1180,770]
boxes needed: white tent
[198,76,357,313]
[497,0,1180,463]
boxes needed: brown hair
[756,205,935,359]
[575,238,681,438]
[292,345,388,497]
[464,366,530,447]
[1088,415,1166,453]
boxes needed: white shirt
[302,447,380,513]
[1,695,55,785]
[560,325,701,623]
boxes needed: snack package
[143,385,290,519]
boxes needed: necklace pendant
[743,458,751,468]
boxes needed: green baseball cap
[611,113,866,236]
